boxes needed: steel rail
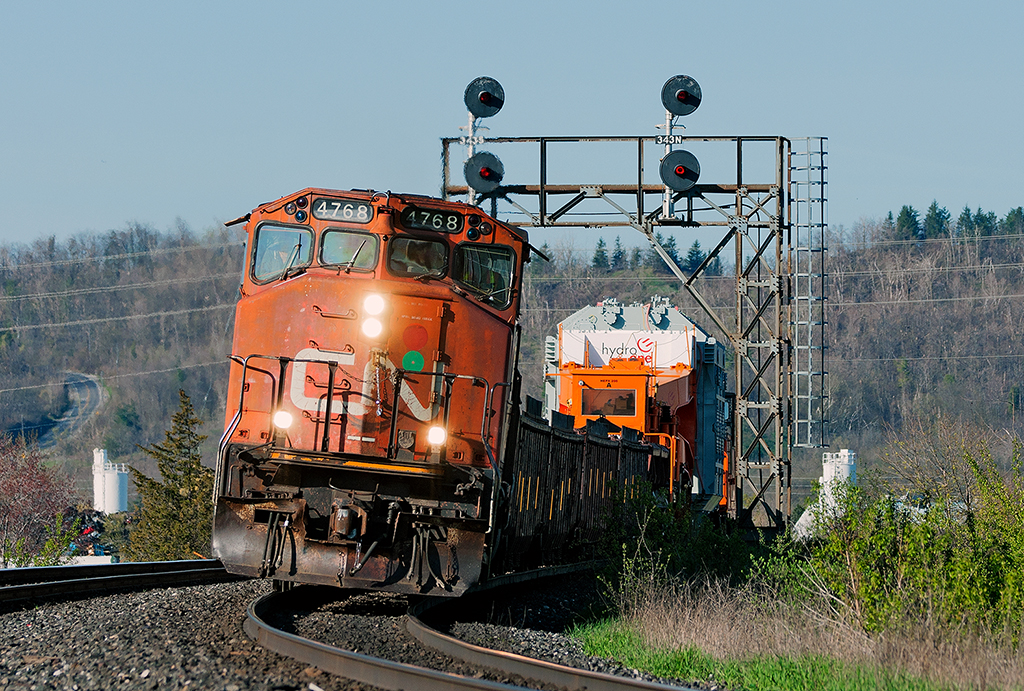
[245,591,525,691]
[0,559,235,605]
[407,601,698,691]
[246,564,698,691]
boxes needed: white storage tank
[92,448,128,514]
[793,448,857,540]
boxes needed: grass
[568,572,1024,691]
[572,618,944,691]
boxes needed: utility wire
[0,242,238,271]
[526,261,1024,280]
[0,304,235,333]
[0,273,238,303]
[0,360,228,395]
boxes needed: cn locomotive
[211,187,702,596]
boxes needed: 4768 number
[312,198,373,223]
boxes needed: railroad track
[246,567,698,691]
[0,559,236,606]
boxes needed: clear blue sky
[1,0,1021,249]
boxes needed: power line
[0,273,239,303]
[0,360,229,395]
[525,262,1024,282]
[0,242,238,271]
[832,293,1024,306]
[845,354,1024,363]
[0,303,236,333]
[833,231,1024,250]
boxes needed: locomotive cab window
[581,388,637,417]
[387,237,448,277]
[452,244,515,308]
[321,229,378,272]
[252,225,313,282]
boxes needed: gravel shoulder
[0,579,378,690]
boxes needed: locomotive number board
[312,198,374,224]
[399,206,464,233]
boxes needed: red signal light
[479,91,493,104]
[480,167,496,179]
[675,165,687,176]
[676,90,688,102]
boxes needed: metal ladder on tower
[789,137,829,448]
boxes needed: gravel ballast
[0,573,702,690]
[0,579,378,690]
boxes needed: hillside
[0,222,243,491]
[2,211,1022,502]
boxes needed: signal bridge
[441,76,828,529]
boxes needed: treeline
[889,201,1023,241]
[588,234,722,276]
[523,202,1024,463]
[2,201,1023,488]
[0,221,243,484]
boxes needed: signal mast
[443,76,829,530]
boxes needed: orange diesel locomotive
[212,188,527,595]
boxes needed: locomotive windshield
[581,388,637,417]
[453,244,515,307]
[387,237,448,277]
[252,224,313,282]
[321,229,378,271]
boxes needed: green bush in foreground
[585,419,1024,689]
[796,434,1024,637]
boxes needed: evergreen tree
[611,236,627,271]
[706,253,723,276]
[684,240,706,274]
[125,390,213,561]
[974,208,998,236]
[895,206,921,241]
[629,246,643,270]
[592,237,610,270]
[923,200,951,239]
[1002,207,1024,235]
[529,242,554,276]
[647,232,681,275]
[663,235,680,272]
[957,205,975,236]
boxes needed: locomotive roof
[245,187,531,245]
[558,296,709,335]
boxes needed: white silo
[793,448,857,540]
[92,448,128,514]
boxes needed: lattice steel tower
[443,76,829,528]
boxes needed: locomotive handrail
[384,368,501,472]
[216,353,285,498]
[217,354,508,488]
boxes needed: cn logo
[288,348,431,421]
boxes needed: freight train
[211,187,730,595]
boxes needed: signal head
[659,149,700,192]
[464,152,504,193]
[661,75,702,116]
[464,76,505,118]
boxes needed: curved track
[37,371,106,449]
[246,569,698,691]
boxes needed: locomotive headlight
[426,426,447,446]
[362,317,383,338]
[273,410,293,429]
[363,294,386,316]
